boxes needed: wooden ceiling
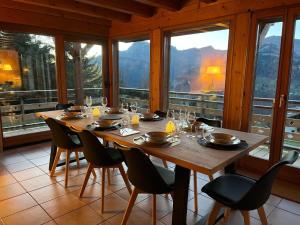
[9,0,218,25]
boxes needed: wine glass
[167,109,175,121]
[187,111,196,138]
[101,97,107,111]
[131,102,138,113]
[121,102,129,113]
[85,96,92,115]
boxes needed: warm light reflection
[2,64,12,71]
[190,55,226,93]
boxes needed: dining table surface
[36,109,268,225]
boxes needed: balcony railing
[1,87,300,153]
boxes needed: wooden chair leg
[241,211,250,225]
[101,168,106,214]
[118,164,132,194]
[75,151,80,168]
[152,194,157,225]
[79,163,93,197]
[257,206,268,225]
[50,147,62,177]
[206,202,223,225]
[223,208,231,225]
[107,168,111,185]
[162,160,168,169]
[64,150,70,187]
[121,187,139,225]
[208,174,214,181]
[193,170,198,212]
[91,169,97,178]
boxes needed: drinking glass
[131,102,138,113]
[101,97,107,111]
[85,96,93,115]
[121,102,129,113]
[167,109,175,121]
[187,111,196,138]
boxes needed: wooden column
[108,38,119,107]
[223,12,252,130]
[102,39,110,100]
[54,35,67,103]
[150,28,163,112]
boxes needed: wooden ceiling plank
[12,0,131,22]
[200,0,218,3]
[77,0,155,17]
[0,0,111,26]
[133,0,182,11]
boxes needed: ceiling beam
[200,0,218,3]
[133,0,182,11]
[77,0,155,18]
[0,0,111,26]
[12,0,131,22]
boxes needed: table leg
[172,165,191,225]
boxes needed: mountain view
[118,36,300,101]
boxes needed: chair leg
[75,151,80,168]
[193,171,198,212]
[101,168,106,214]
[152,194,156,225]
[107,168,111,185]
[208,174,214,181]
[162,160,168,169]
[223,208,231,225]
[257,206,268,225]
[206,202,223,225]
[91,169,97,178]
[118,164,132,194]
[121,187,139,225]
[50,147,62,177]
[64,150,70,188]
[241,211,250,225]
[79,163,93,197]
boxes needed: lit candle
[92,107,101,117]
[165,121,176,134]
[131,114,140,125]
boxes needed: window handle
[279,94,285,108]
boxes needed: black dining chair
[192,116,222,212]
[202,150,299,225]
[76,130,132,214]
[117,147,175,225]
[44,117,87,187]
[48,103,76,170]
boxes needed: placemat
[133,136,180,148]
[86,123,121,131]
[197,138,248,151]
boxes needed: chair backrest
[237,150,299,210]
[77,130,119,166]
[55,103,74,110]
[196,117,222,128]
[154,110,167,118]
[44,117,78,149]
[120,147,172,194]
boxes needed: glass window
[0,31,57,137]
[65,42,103,105]
[168,26,229,120]
[118,40,150,110]
[249,21,283,160]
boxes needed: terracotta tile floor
[1,142,300,225]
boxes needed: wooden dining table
[37,110,268,225]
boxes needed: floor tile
[0,153,27,166]
[89,193,129,220]
[278,198,300,215]
[29,183,69,204]
[22,149,50,160]
[0,182,26,201]
[42,221,57,225]
[70,182,113,204]
[102,174,127,193]
[267,208,300,225]
[55,206,105,225]
[136,195,173,219]
[12,167,45,181]
[0,173,17,188]
[30,156,50,166]
[58,173,96,192]
[115,187,150,204]
[249,203,275,220]
[20,174,57,192]
[160,209,202,225]
[5,160,35,173]
[266,194,282,206]
[108,206,165,225]
[0,193,37,217]
[215,210,261,225]
[2,205,52,225]
[187,194,214,217]
[41,193,86,218]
